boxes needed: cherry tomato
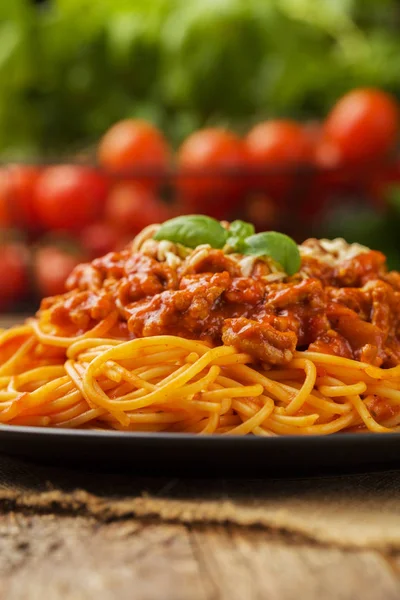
[246,120,313,166]
[105,181,170,234]
[0,165,42,231]
[0,243,29,310]
[177,128,247,218]
[34,165,109,233]
[80,221,119,259]
[34,246,82,298]
[98,119,171,179]
[322,88,399,164]
[245,119,313,199]
[6,165,42,231]
[245,120,313,201]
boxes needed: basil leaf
[243,232,301,276]
[154,215,228,249]
[226,220,255,252]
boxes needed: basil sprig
[153,215,227,249]
[154,215,301,275]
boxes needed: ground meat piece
[264,279,329,347]
[359,344,382,366]
[309,330,353,359]
[383,342,400,367]
[128,272,230,340]
[221,317,297,365]
[127,291,191,338]
[364,395,397,420]
[124,254,178,288]
[118,272,169,307]
[327,303,384,364]
[65,290,116,324]
[365,280,398,338]
[46,289,115,330]
[92,249,131,280]
[67,264,104,292]
[326,287,371,319]
[298,257,334,284]
[383,270,400,291]
[333,251,386,287]
[266,279,326,311]
[223,277,265,305]
[179,271,230,294]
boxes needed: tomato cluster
[0,88,398,311]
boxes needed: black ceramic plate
[0,424,398,475]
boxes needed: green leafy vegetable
[154,215,301,275]
[229,220,255,239]
[154,215,228,249]
[1,0,400,159]
[243,232,301,276]
[226,220,255,252]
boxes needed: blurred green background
[2,0,400,158]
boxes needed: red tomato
[245,120,313,166]
[245,120,313,202]
[80,221,119,259]
[34,165,109,233]
[177,128,247,218]
[0,243,29,310]
[322,88,399,163]
[34,246,82,298]
[98,119,171,178]
[6,165,42,231]
[105,181,170,234]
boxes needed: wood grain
[190,526,400,600]
[0,516,207,600]
[0,514,397,600]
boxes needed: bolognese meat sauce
[40,233,400,368]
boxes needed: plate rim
[0,423,398,445]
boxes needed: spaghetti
[1,220,400,435]
[0,319,398,434]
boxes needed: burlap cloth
[0,453,398,552]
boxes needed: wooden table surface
[0,315,399,599]
[0,459,396,600]
[0,517,394,600]
[0,494,398,600]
